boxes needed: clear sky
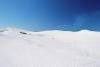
[0,0,100,31]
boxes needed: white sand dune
[0,28,100,67]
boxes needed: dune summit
[0,28,100,67]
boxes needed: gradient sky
[0,0,100,31]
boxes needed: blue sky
[0,0,100,31]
